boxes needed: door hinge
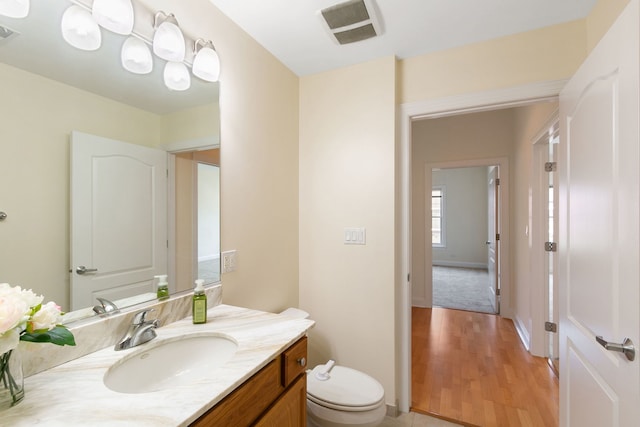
[495,178,500,185]
[496,288,501,296]
[407,273,410,282]
[545,162,557,172]
[545,322,557,333]
[496,233,500,241]
[545,242,557,252]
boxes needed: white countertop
[2,305,314,426]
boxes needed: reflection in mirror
[0,0,220,324]
[173,149,221,293]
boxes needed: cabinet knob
[297,357,306,367]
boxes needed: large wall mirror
[0,0,220,323]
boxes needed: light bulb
[193,45,220,82]
[0,0,29,18]
[153,14,185,62]
[121,36,152,74]
[163,61,190,91]
[61,5,101,51]
[92,0,134,35]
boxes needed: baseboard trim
[412,297,428,308]
[513,315,531,351]
[386,403,399,418]
[432,261,488,269]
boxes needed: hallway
[411,307,558,426]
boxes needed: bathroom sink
[104,333,238,393]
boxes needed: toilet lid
[307,365,385,411]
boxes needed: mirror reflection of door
[431,165,499,314]
[174,149,220,292]
[70,132,168,310]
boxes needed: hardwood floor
[411,307,558,427]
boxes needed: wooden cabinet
[191,337,307,427]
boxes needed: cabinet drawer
[282,336,307,387]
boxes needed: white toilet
[280,308,386,427]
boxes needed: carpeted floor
[432,266,495,314]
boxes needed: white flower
[30,302,62,332]
[0,328,20,354]
[0,283,30,335]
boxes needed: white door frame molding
[397,79,567,413]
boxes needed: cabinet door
[254,375,306,427]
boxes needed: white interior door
[559,1,640,425]
[487,166,500,313]
[70,132,168,310]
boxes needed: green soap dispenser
[192,279,207,324]
[155,275,169,300]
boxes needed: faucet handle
[132,308,155,325]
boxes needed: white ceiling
[208,0,598,76]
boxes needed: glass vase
[0,349,24,410]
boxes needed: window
[432,186,445,247]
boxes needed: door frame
[397,79,567,412]
[422,159,507,315]
[529,111,560,358]
[165,136,220,294]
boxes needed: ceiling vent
[0,25,18,45]
[319,0,382,45]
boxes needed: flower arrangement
[0,283,75,409]
[0,283,76,353]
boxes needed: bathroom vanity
[192,336,307,426]
[2,304,314,426]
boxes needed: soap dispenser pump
[155,275,169,300]
[192,279,207,324]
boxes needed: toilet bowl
[306,362,386,427]
[279,308,386,427]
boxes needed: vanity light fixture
[163,61,190,91]
[92,0,134,35]
[0,0,29,18]
[61,4,101,51]
[192,39,220,82]
[152,11,185,62]
[121,36,153,74]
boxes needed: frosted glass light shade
[163,61,190,91]
[121,36,152,74]
[92,0,134,35]
[153,18,185,62]
[192,45,220,82]
[61,5,101,51]
[0,0,29,18]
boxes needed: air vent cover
[319,0,382,45]
[0,25,17,41]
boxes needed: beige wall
[586,0,631,52]
[399,20,586,104]
[431,167,489,267]
[149,0,301,312]
[299,57,397,404]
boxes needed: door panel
[70,131,167,310]
[559,0,640,425]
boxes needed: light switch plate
[222,250,237,273]
[344,227,366,245]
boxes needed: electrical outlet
[222,250,237,273]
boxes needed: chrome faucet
[93,297,120,316]
[114,309,159,351]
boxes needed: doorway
[170,148,221,293]
[430,165,500,314]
